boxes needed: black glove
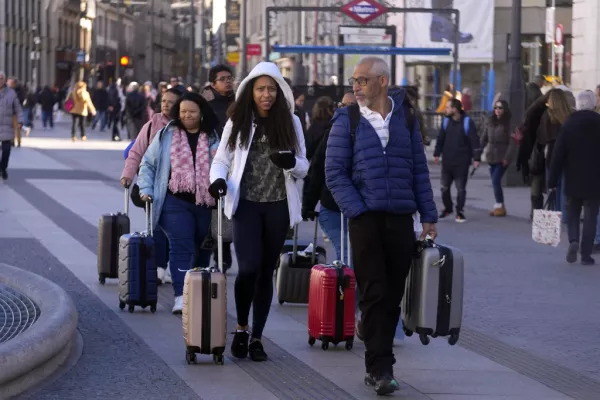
[302,208,317,221]
[208,178,227,199]
[269,151,296,170]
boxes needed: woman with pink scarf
[138,92,220,313]
[120,87,182,285]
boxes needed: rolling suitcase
[308,216,355,350]
[276,218,326,305]
[97,187,131,284]
[118,202,158,313]
[182,195,227,365]
[401,239,464,346]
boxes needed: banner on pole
[404,0,494,63]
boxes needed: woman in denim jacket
[138,92,219,314]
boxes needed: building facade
[571,0,599,91]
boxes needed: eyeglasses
[215,76,234,83]
[348,75,381,86]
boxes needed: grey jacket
[0,86,23,141]
[481,121,517,165]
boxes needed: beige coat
[68,82,96,117]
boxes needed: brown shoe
[72,137,77,142]
[493,207,507,217]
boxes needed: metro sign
[341,0,387,25]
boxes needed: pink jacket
[121,112,170,180]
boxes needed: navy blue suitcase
[118,202,158,313]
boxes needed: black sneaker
[1,169,7,181]
[439,209,452,219]
[364,373,399,395]
[231,330,249,359]
[581,256,595,266]
[355,319,364,342]
[566,242,578,264]
[455,211,467,223]
[249,339,268,362]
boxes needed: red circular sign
[555,24,564,46]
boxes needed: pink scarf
[168,128,215,207]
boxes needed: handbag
[532,191,562,247]
[64,98,74,113]
[528,143,545,176]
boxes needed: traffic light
[120,56,130,67]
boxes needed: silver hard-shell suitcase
[276,219,326,305]
[401,240,464,346]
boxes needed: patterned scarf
[168,128,215,207]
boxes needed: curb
[0,263,78,399]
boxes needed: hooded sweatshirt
[209,62,309,226]
[121,112,170,180]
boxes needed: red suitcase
[307,216,355,350]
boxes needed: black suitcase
[276,218,327,305]
[97,188,130,284]
[118,202,158,313]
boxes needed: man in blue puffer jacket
[325,57,438,395]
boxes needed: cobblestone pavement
[1,123,597,399]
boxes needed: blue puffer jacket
[325,90,438,223]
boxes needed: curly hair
[169,91,218,133]
[226,76,299,152]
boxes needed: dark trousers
[489,164,507,204]
[42,110,54,128]
[213,241,232,266]
[71,114,86,138]
[0,140,12,171]
[566,197,600,259]
[233,199,289,339]
[441,163,469,212]
[349,212,414,376]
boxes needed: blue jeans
[41,110,54,128]
[488,164,506,204]
[91,110,107,130]
[158,193,212,296]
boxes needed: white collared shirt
[359,96,395,148]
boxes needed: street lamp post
[240,0,247,78]
[31,24,40,89]
[505,0,525,187]
[188,1,195,85]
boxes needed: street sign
[341,0,387,25]
[246,44,262,56]
[545,7,555,44]
[555,24,564,46]
[76,50,85,63]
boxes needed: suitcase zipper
[139,239,147,305]
[201,270,212,354]
[111,215,119,278]
[335,267,345,343]
[435,246,454,336]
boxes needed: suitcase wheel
[448,333,459,346]
[321,341,329,351]
[308,336,316,346]
[345,341,353,351]
[403,327,413,337]
[128,305,135,313]
[99,276,106,285]
[278,300,284,305]
[150,304,157,313]
[186,351,197,365]
[213,354,225,365]
[419,333,430,345]
[119,301,125,311]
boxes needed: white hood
[235,62,295,112]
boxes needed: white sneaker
[163,265,172,284]
[172,296,183,314]
[157,267,166,284]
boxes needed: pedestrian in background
[67,81,96,142]
[0,71,23,180]
[548,90,600,265]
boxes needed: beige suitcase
[182,195,227,365]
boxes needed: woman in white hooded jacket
[208,62,308,361]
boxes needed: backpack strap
[347,103,361,145]
[443,116,470,137]
[146,122,152,143]
[443,117,449,131]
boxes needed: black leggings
[232,199,289,339]
[71,114,86,138]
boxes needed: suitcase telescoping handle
[339,215,351,266]
[145,199,153,237]
[217,190,224,273]
[291,214,320,265]
[124,186,130,216]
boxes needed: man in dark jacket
[107,81,122,141]
[325,57,437,395]
[434,98,481,222]
[125,82,146,140]
[91,81,109,131]
[548,90,600,265]
[201,64,235,272]
[201,64,235,136]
